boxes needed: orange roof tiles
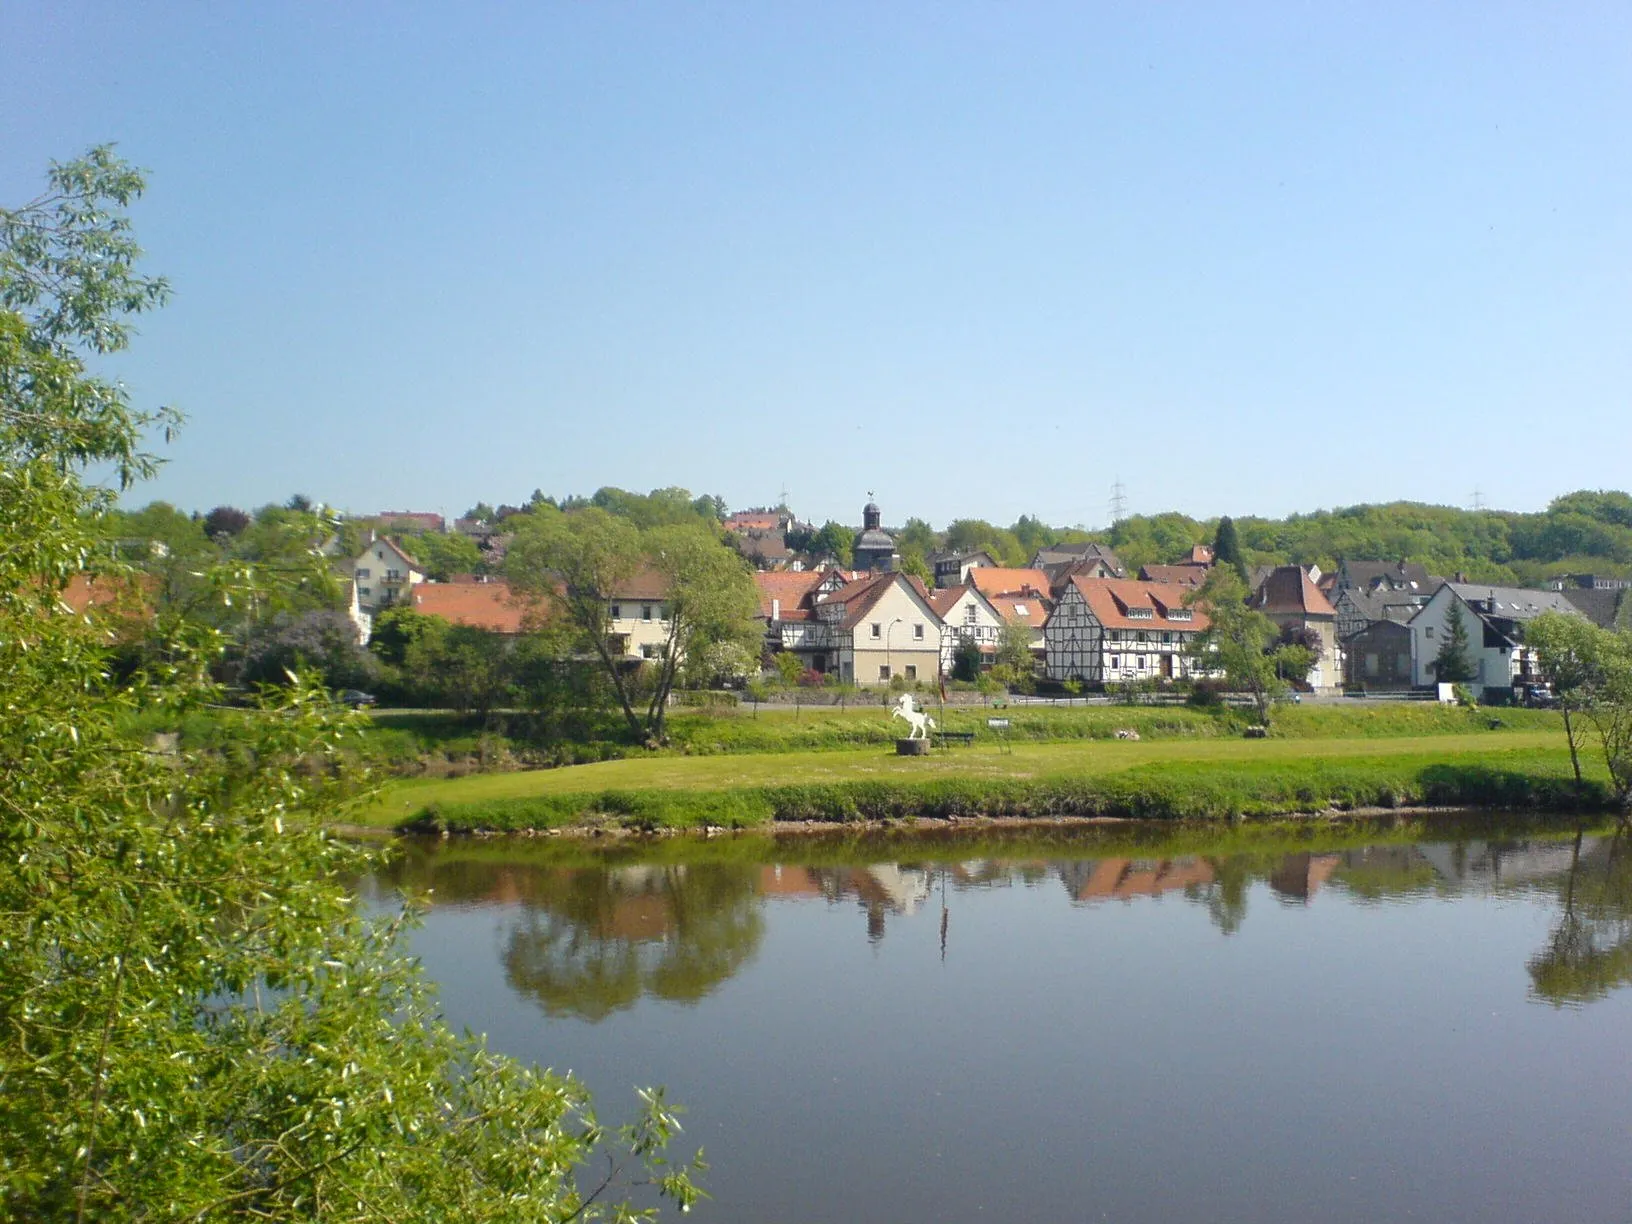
[1067,577,1212,633]
[754,570,826,618]
[987,592,1051,629]
[1253,566,1337,618]
[969,568,1052,598]
[411,580,535,633]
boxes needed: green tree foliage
[1009,514,1059,560]
[944,518,1026,566]
[1433,602,1477,683]
[773,650,805,688]
[896,516,939,556]
[1186,570,1293,726]
[994,620,1035,674]
[395,527,483,580]
[1213,515,1247,581]
[1529,611,1632,807]
[0,149,701,1221]
[806,520,854,566]
[507,510,759,744]
[951,635,983,681]
[202,503,251,539]
[896,546,934,586]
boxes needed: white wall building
[1407,582,1582,696]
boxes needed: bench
[933,731,977,747]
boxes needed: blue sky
[4,3,1628,529]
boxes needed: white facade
[607,595,674,661]
[1044,580,1210,685]
[350,538,425,615]
[934,587,1005,672]
[1407,583,1579,695]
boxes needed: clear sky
[4,2,1628,529]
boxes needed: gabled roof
[612,569,670,600]
[1030,541,1125,574]
[1441,583,1580,623]
[1252,566,1337,618]
[827,571,941,631]
[411,580,533,633]
[1339,560,1434,592]
[1139,564,1209,587]
[1561,587,1625,629]
[987,592,1051,630]
[924,585,970,619]
[970,567,1052,598]
[1064,577,1211,633]
[754,569,826,619]
[362,535,423,570]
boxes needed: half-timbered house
[1044,577,1211,686]
[926,584,1006,673]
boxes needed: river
[362,816,1632,1223]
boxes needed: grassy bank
[134,701,1564,779]
[348,727,1607,833]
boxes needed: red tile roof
[1066,577,1212,633]
[1138,564,1209,587]
[1252,566,1337,618]
[754,570,826,619]
[969,568,1052,598]
[412,580,535,633]
[987,592,1051,629]
[925,586,969,619]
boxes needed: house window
[879,664,891,681]
[913,624,924,640]
[1109,656,1120,669]
[905,665,917,680]
[1425,626,1436,639]
[1162,632,1172,643]
[641,644,662,659]
[965,605,978,624]
[1136,656,1145,669]
[611,604,622,619]
[871,623,882,638]
[359,587,371,597]
[642,605,653,621]
[1015,603,1029,617]
[355,567,371,579]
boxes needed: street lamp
[886,617,904,686]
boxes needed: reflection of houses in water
[771,864,935,942]
[1057,858,1215,903]
[1337,839,1588,895]
[1268,853,1342,903]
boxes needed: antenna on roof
[1109,479,1128,525]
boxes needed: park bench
[933,730,977,747]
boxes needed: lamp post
[886,617,903,690]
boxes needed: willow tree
[0,149,700,1221]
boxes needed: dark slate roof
[1561,587,1625,629]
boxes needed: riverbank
[349,728,1612,834]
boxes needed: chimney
[1454,571,1466,583]
[772,598,781,621]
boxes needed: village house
[1329,560,1440,641]
[606,571,677,662]
[1030,541,1126,578]
[376,510,446,534]
[1408,582,1583,697]
[758,569,942,684]
[1249,566,1342,694]
[1044,577,1211,686]
[348,536,425,615]
[926,584,1006,672]
[1342,619,1414,691]
[930,549,997,588]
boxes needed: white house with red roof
[926,584,1006,673]
[349,536,425,615]
[1044,577,1212,686]
[756,569,944,683]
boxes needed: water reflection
[379,820,1632,1019]
[1528,828,1632,1006]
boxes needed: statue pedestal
[896,738,930,756]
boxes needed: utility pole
[1470,488,1485,512]
[1109,479,1128,525]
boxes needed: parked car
[339,689,377,709]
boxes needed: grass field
[352,724,1598,831]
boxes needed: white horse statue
[890,693,937,740]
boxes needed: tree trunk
[1563,705,1583,787]
[590,633,644,742]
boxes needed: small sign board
[987,717,1010,730]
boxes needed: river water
[364,818,1632,1223]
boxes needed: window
[1136,631,1148,643]
[1015,603,1030,617]
[642,605,653,621]
[1425,626,1436,639]
[359,586,371,597]
[913,624,924,640]
[611,604,622,619]
[1136,656,1145,669]
[871,623,882,638]
[879,664,891,681]
[965,605,978,624]
[905,665,917,680]
[355,567,371,579]
[1162,632,1172,643]
[1168,608,1193,621]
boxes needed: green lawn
[354,726,1568,828]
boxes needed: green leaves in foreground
[1,148,702,1221]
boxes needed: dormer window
[1168,608,1193,622]
[1015,603,1030,616]
[1127,607,1154,620]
